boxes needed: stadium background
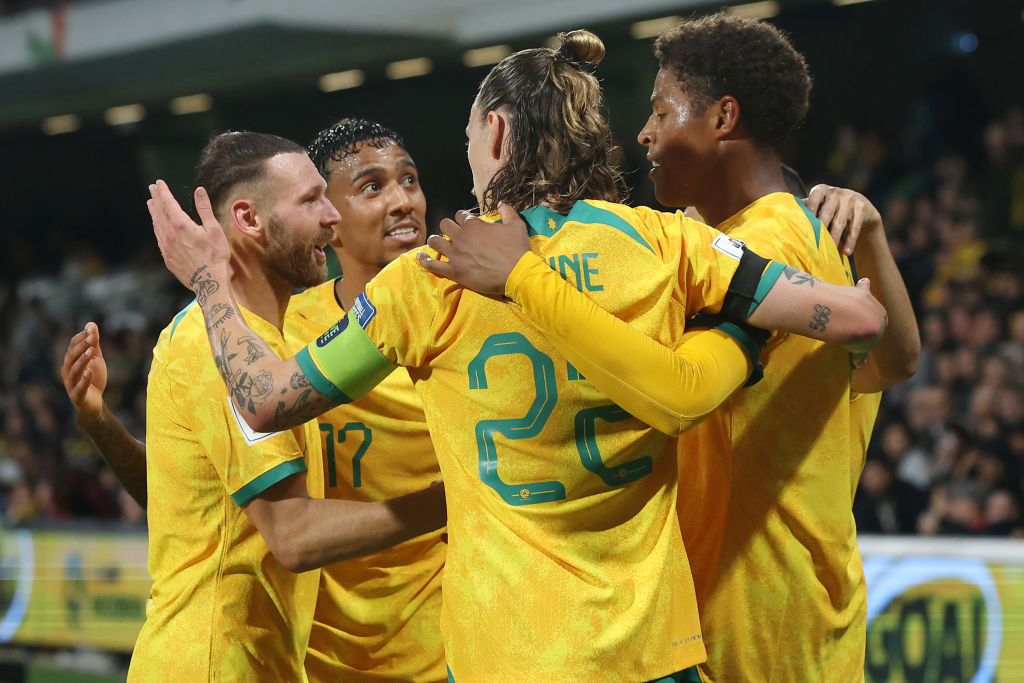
[0,0,1022,680]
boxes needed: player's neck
[695,148,788,228]
[334,256,381,311]
[229,257,290,330]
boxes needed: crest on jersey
[352,292,377,328]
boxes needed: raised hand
[61,322,108,427]
[148,180,231,293]
[416,203,531,298]
[805,184,883,256]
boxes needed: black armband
[720,247,771,323]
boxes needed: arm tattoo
[239,336,266,364]
[211,327,275,415]
[208,303,234,329]
[782,265,818,287]
[190,266,220,306]
[809,304,831,332]
[274,373,335,425]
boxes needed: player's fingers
[439,218,461,239]
[806,184,831,212]
[61,331,90,380]
[844,203,865,255]
[84,321,104,360]
[453,210,476,229]
[154,180,188,227]
[416,250,455,279]
[427,234,453,259]
[856,277,872,293]
[496,202,521,227]
[817,190,841,230]
[65,345,94,393]
[194,187,217,230]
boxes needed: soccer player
[62,121,447,682]
[148,32,883,681]
[423,15,919,682]
[99,131,445,681]
[294,118,446,682]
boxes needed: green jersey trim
[795,196,823,248]
[520,201,655,253]
[169,301,197,342]
[746,260,787,317]
[231,457,307,506]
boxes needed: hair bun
[556,30,605,66]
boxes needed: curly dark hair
[307,118,406,178]
[655,13,811,148]
[474,29,625,214]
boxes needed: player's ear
[486,109,508,162]
[230,199,261,238]
[714,96,740,138]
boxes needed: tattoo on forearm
[274,375,335,425]
[208,303,234,329]
[809,304,831,332]
[783,265,818,287]
[240,336,266,364]
[210,326,275,415]
[190,266,221,306]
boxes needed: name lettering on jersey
[352,292,377,328]
[315,316,349,348]
[228,396,285,445]
[546,252,603,292]
[711,233,746,261]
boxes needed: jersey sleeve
[673,216,786,320]
[163,341,308,507]
[297,253,438,403]
[504,252,758,436]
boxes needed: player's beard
[265,213,328,289]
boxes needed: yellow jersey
[298,200,780,682]
[284,280,446,683]
[129,302,323,682]
[677,193,869,682]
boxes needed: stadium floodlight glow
[42,114,80,135]
[462,45,511,68]
[104,104,146,126]
[318,69,365,92]
[727,1,780,19]
[832,0,874,5]
[169,94,213,115]
[630,16,682,40]
[385,58,433,80]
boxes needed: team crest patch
[352,292,377,328]
[711,233,747,261]
[315,316,349,347]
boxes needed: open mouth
[385,225,420,244]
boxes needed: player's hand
[806,184,883,256]
[148,179,230,291]
[61,322,108,428]
[847,277,886,366]
[416,203,531,298]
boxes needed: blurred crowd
[838,104,1024,538]
[1,103,1022,537]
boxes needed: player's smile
[383,217,421,245]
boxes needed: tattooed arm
[149,181,340,432]
[747,264,887,355]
